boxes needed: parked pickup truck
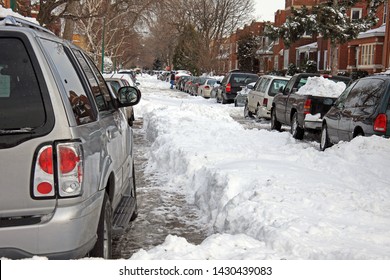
[270,73,351,139]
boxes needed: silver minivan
[0,16,140,259]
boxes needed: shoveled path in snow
[112,119,208,259]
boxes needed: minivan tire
[90,192,112,259]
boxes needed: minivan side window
[41,39,96,125]
[73,50,114,112]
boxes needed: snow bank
[296,76,347,98]
[131,75,390,260]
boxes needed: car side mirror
[247,84,254,90]
[117,86,141,107]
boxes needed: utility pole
[10,0,16,11]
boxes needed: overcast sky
[254,0,285,22]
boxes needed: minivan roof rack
[0,15,55,35]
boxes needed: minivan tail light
[374,114,387,132]
[263,98,268,107]
[33,145,55,198]
[57,143,83,197]
[226,83,231,93]
[304,99,312,115]
[32,142,83,199]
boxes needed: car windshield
[231,74,258,86]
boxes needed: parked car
[184,76,195,93]
[245,75,290,119]
[320,75,390,150]
[0,15,141,259]
[271,73,351,139]
[217,71,259,104]
[189,76,207,96]
[105,77,136,126]
[235,82,256,107]
[103,72,140,88]
[198,78,217,98]
[176,75,191,91]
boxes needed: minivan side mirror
[117,86,141,107]
[247,84,254,90]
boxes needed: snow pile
[0,5,39,25]
[131,75,390,260]
[296,76,347,98]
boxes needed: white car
[198,78,217,98]
[245,75,290,119]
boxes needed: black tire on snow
[320,123,332,151]
[271,108,281,131]
[90,192,112,259]
[291,112,304,140]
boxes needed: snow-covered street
[128,74,390,260]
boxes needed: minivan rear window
[0,38,45,130]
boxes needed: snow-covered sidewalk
[130,74,390,260]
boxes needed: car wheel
[130,165,138,221]
[90,192,112,259]
[244,102,253,118]
[320,123,332,151]
[234,100,238,107]
[291,112,304,140]
[270,108,281,131]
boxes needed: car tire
[244,102,253,118]
[222,95,227,104]
[291,112,304,140]
[270,108,281,131]
[90,192,112,259]
[320,123,332,151]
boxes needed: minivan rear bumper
[0,191,104,259]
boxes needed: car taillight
[57,143,83,197]
[32,142,83,199]
[205,86,210,90]
[263,98,268,107]
[226,83,231,93]
[374,114,387,132]
[33,145,55,198]
[304,99,312,115]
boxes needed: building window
[351,8,362,20]
[360,44,374,66]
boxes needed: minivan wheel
[320,124,331,151]
[271,108,281,131]
[291,112,304,140]
[90,192,112,259]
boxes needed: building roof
[358,24,386,39]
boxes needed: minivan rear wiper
[0,128,34,135]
